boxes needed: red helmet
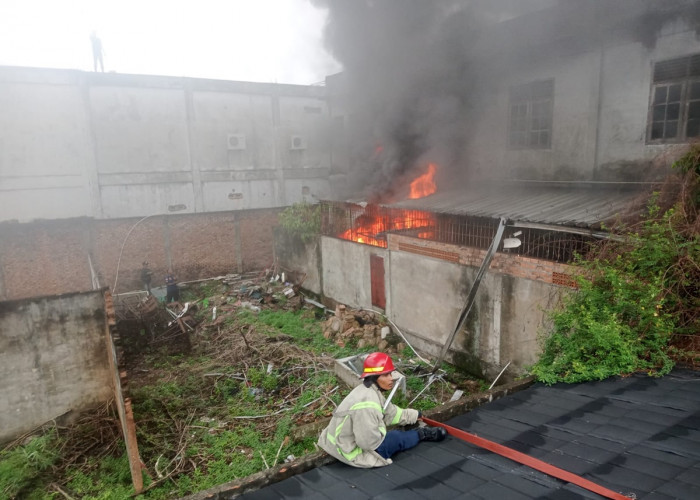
[360,352,395,378]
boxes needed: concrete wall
[0,67,331,224]
[320,237,388,310]
[468,17,700,182]
[273,229,322,295]
[316,234,572,380]
[0,290,113,443]
[0,208,281,300]
[595,22,699,177]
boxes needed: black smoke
[314,0,700,201]
[315,0,483,202]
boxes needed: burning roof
[388,181,645,229]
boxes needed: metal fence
[320,201,596,263]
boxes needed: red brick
[0,208,281,299]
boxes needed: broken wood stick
[51,483,76,500]
[240,325,252,350]
[259,450,270,469]
[272,436,290,467]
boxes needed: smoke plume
[315,0,483,202]
[314,0,700,201]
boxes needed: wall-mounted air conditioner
[290,135,307,150]
[227,134,246,150]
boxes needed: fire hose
[420,417,631,500]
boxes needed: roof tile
[230,371,700,500]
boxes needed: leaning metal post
[432,217,508,373]
[383,375,404,411]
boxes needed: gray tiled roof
[236,370,700,499]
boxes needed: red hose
[421,417,631,500]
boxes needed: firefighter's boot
[417,426,447,442]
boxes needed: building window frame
[508,79,554,150]
[647,53,700,144]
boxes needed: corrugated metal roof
[384,183,645,228]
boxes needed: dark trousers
[166,285,180,303]
[375,430,420,459]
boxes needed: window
[509,79,553,149]
[648,54,700,142]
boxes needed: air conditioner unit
[227,134,246,150]
[290,135,307,150]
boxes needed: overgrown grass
[2,298,482,498]
[0,431,60,499]
[239,309,364,358]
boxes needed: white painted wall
[596,24,700,170]
[0,67,331,223]
[469,18,700,182]
[0,70,95,221]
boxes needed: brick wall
[389,234,577,287]
[0,209,281,300]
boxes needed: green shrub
[531,172,698,384]
[278,201,321,243]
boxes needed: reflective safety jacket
[317,382,419,468]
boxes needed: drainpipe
[432,217,507,373]
[592,3,605,177]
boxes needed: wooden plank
[103,290,143,493]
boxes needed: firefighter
[318,352,446,468]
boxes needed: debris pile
[322,304,407,356]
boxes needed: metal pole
[432,217,507,372]
[488,361,511,390]
[382,375,404,411]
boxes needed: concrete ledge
[179,451,335,500]
[180,376,536,499]
[426,376,536,422]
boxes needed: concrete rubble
[322,304,406,355]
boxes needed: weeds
[0,432,59,499]
[2,282,485,498]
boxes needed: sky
[0,0,341,84]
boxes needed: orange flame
[337,163,438,245]
[339,209,434,246]
[340,215,388,247]
[409,163,437,199]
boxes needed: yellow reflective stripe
[336,416,349,436]
[328,416,363,460]
[350,401,383,413]
[363,366,386,373]
[339,446,363,461]
[391,407,403,425]
[327,415,349,445]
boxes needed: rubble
[321,304,405,356]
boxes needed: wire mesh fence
[320,201,597,263]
